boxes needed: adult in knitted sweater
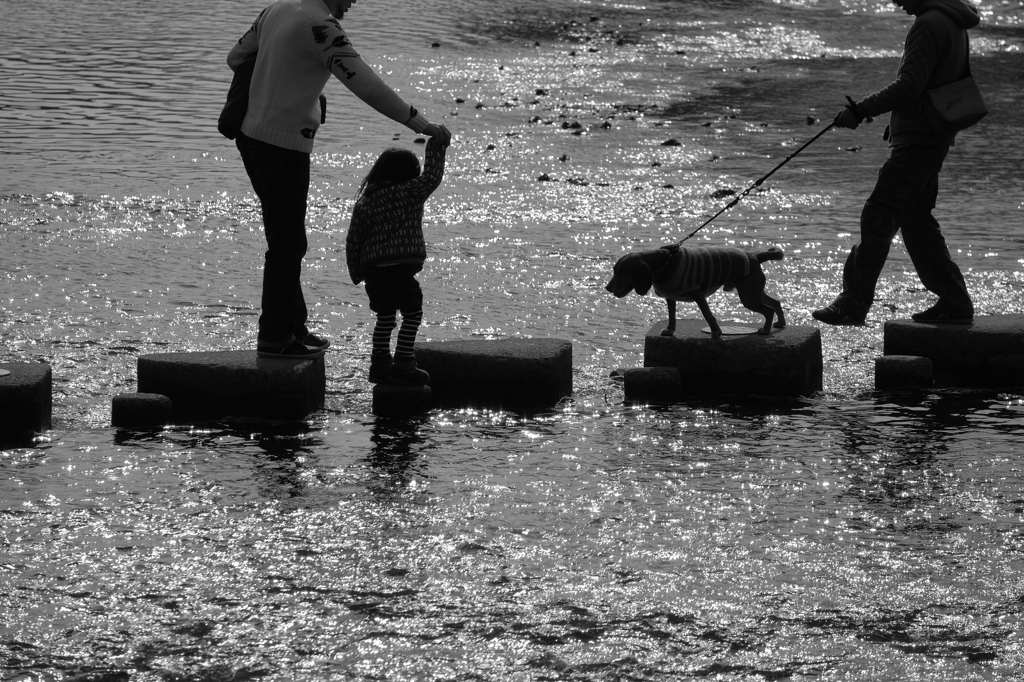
[227,0,448,357]
[813,0,979,327]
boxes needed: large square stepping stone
[0,362,52,437]
[884,315,1024,388]
[415,338,572,410]
[643,319,822,398]
[137,350,325,422]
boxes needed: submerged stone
[137,350,325,422]
[643,319,822,398]
[875,355,933,390]
[621,366,682,404]
[884,315,1024,388]
[112,392,174,428]
[415,338,572,411]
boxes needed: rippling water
[3,0,1024,679]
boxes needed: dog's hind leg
[741,262,785,333]
[736,273,779,335]
[764,292,786,330]
[693,295,722,338]
[745,301,777,335]
[661,299,677,336]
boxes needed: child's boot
[368,352,393,384]
[389,357,430,385]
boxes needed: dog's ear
[630,248,672,295]
[634,261,654,296]
[650,247,675,268]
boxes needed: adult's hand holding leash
[834,96,864,129]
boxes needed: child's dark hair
[357,147,421,198]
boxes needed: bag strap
[963,33,973,78]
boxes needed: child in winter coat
[345,126,451,384]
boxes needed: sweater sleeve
[345,205,365,285]
[406,136,448,201]
[313,17,428,133]
[857,20,944,119]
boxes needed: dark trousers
[835,144,972,317]
[236,134,310,343]
[364,263,424,316]
[365,264,424,363]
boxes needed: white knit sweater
[227,0,429,153]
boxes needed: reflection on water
[366,417,430,494]
[3,396,1024,679]
[2,0,1024,679]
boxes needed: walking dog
[605,244,786,338]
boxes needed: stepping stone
[112,392,174,428]
[884,315,1024,388]
[643,319,822,398]
[620,366,682,403]
[875,355,933,390]
[0,362,52,437]
[415,338,572,410]
[137,350,325,422]
[372,383,433,418]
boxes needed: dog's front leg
[661,299,676,336]
[694,295,722,339]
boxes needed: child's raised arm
[422,124,451,147]
[409,129,450,200]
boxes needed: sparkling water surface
[2,0,1024,679]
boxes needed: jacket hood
[909,0,981,28]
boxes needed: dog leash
[677,120,838,245]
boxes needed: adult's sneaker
[911,302,973,324]
[299,331,331,350]
[257,338,326,359]
[811,303,865,327]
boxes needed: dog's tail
[757,246,784,263]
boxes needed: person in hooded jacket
[812,0,981,326]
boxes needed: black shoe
[369,356,393,384]
[257,338,326,359]
[299,331,331,350]
[389,361,430,386]
[812,304,865,327]
[911,303,973,324]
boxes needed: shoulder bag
[922,34,987,134]
[217,51,257,140]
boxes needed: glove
[834,107,859,129]
[834,96,863,129]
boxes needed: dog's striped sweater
[653,245,780,301]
